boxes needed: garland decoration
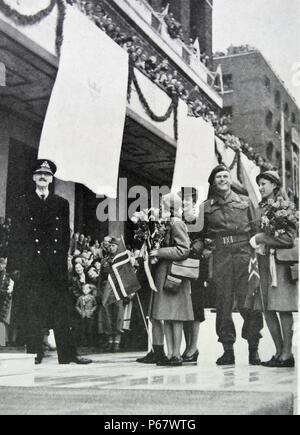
[229,151,239,170]
[215,139,224,165]
[55,0,66,57]
[0,0,56,26]
[0,0,64,56]
[131,67,179,140]
[236,150,243,184]
[0,0,277,173]
[127,59,135,103]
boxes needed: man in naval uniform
[8,159,92,365]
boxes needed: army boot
[249,346,261,365]
[216,350,235,366]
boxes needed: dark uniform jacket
[8,192,70,328]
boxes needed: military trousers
[212,242,263,350]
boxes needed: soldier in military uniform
[8,160,92,365]
[194,165,263,366]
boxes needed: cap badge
[41,161,51,170]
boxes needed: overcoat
[8,192,71,336]
[151,219,194,322]
[254,205,298,312]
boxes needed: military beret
[256,170,281,186]
[208,164,230,185]
[33,159,57,176]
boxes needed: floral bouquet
[261,197,299,237]
[131,209,170,264]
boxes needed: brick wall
[213,51,300,193]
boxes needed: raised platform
[0,353,35,387]
[0,352,296,415]
[0,386,294,415]
[0,312,297,415]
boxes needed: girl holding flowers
[250,171,298,368]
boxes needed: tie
[41,195,45,201]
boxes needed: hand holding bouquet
[260,197,299,237]
[131,208,170,264]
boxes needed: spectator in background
[0,218,6,258]
[99,236,112,260]
[90,240,101,260]
[76,284,98,347]
[69,262,86,304]
[86,265,100,286]
[70,232,80,255]
[77,234,85,253]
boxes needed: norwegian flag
[102,238,141,306]
[245,252,265,312]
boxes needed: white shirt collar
[36,190,49,200]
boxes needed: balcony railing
[114,0,216,88]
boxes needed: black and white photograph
[0,0,299,417]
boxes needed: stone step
[0,354,35,386]
[0,387,294,415]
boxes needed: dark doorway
[74,184,109,242]
[6,139,37,218]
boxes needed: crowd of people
[0,217,11,258]
[68,234,139,351]
[0,229,141,352]
[0,158,298,371]
[66,0,276,172]
[69,1,214,98]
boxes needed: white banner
[172,101,215,204]
[240,153,261,208]
[38,6,128,198]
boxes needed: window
[291,112,296,124]
[265,110,273,129]
[284,103,289,117]
[264,76,271,92]
[223,74,233,91]
[266,142,274,161]
[275,90,281,109]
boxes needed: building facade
[0,0,222,240]
[213,48,300,197]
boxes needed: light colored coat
[256,209,298,312]
[151,219,194,322]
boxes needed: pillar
[190,0,213,62]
